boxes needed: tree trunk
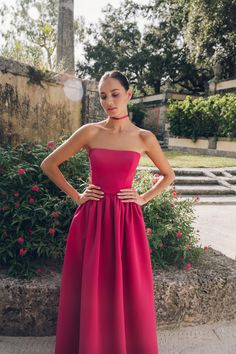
[57,0,75,74]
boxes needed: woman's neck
[105,113,132,132]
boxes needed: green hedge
[167,93,236,141]
[0,140,204,279]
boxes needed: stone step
[222,168,236,175]
[175,185,235,195]
[179,194,236,205]
[174,176,218,185]
[173,169,205,176]
[159,141,167,148]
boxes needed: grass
[140,149,236,168]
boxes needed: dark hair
[99,70,130,91]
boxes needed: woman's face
[99,77,132,117]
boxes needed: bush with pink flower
[0,137,90,279]
[133,170,205,271]
[0,138,206,279]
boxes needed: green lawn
[140,149,236,168]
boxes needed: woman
[41,70,175,354]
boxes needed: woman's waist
[89,182,133,194]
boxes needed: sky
[0,0,150,24]
[74,0,149,24]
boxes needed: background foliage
[1,0,235,93]
[167,93,236,140]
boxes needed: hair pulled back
[99,70,130,91]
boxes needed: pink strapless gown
[54,148,159,354]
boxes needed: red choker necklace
[108,114,129,120]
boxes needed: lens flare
[28,7,40,21]
[63,78,84,101]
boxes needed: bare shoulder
[77,119,107,134]
[138,128,160,152]
[138,128,175,177]
[40,123,100,167]
[73,122,99,138]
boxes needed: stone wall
[0,57,82,146]
[131,92,198,146]
[81,79,106,124]
[0,247,235,335]
[209,74,236,95]
[169,137,236,158]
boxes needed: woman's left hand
[117,188,146,206]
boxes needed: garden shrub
[133,171,204,271]
[167,93,236,141]
[0,138,89,278]
[128,102,146,127]
[0,140,204,279]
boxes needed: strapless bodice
[88,148,141,194]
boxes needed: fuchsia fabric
[54,148,159,354]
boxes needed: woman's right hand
[77,184,104,206]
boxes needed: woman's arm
[140,131,176,204]
[40,124,95,204]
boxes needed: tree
[57,0,75,74]
[0,0,84,71]
[144,0,236,80]
[76,0,209,94]
[0,0,57,70]
[77,0,235,94]
[76,1,148,92]
[182,0,236,78]
[141,0,210,93]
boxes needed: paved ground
[194,204,236,260]
[158,319,236,354]
[0,204,236,354]
[1,319,236,354]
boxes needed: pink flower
[28,197,35,203]
[51,211,60,218]
[18,168,25,175]
[48,228,56,236]
[17,236,24,244]
[176,230,182,238]
[204,245,209,252]
[172,191,177,198]
[36,267,43,273]
[14,202,20,207]
[146,227,152,235]
[19,248,27,256]
[152,173,161,184]
[47,141,55,149]
[193,195,200,201]
[14,192,20,197]
[32,185,40,192]
[185,263,191,270]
